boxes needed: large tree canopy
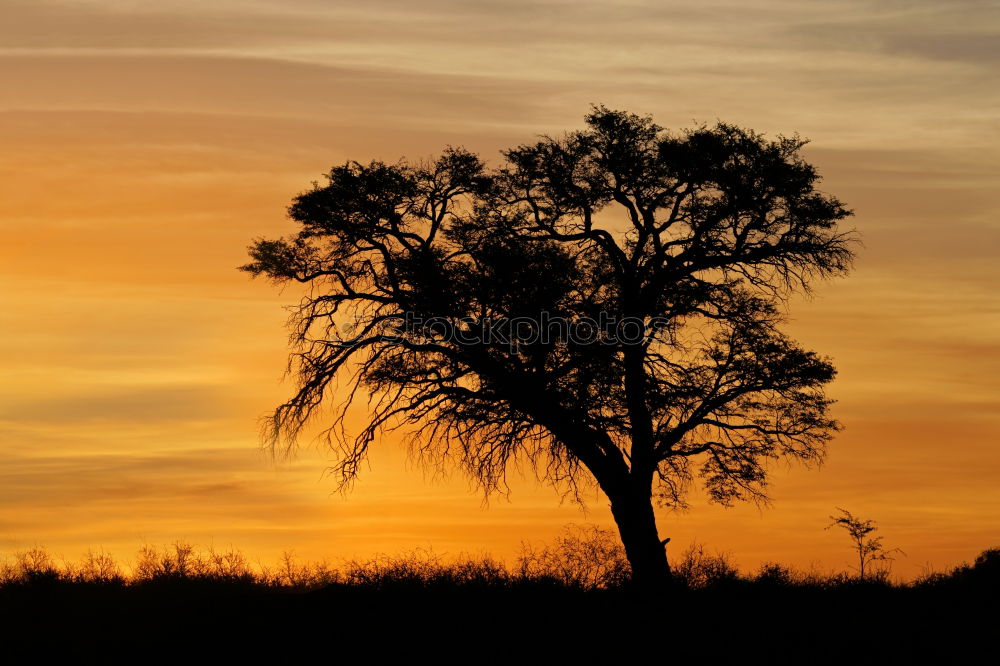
[242,107,855,585]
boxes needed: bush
[1,547,62,586]
[3,536,998,595]
[516,524,631,589]
[672,543,741,589]
[72,549,124,585]
[915,547,1000,589]
[754,562,795,587]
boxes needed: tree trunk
[608,487,671,588]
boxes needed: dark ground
[1,580,994,663]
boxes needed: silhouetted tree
[827,507,903,580]
[241,106,855,587]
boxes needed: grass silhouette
[6,527,994,592]
[1,527,996,661]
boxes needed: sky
[1,0,998,578]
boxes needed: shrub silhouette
[516,524,631,589]
[671,542,741,589]
[2,547,62,586]
[971,547,1000,582]
[754,562,796,588]
[71,549,124,585]
[340,549,511,591]
[917,547,1000,589]
[263,550,339,588]
[131,542,259,588]
[3,541,996,662]
[2,537,998,594]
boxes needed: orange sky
[1,0,998,578]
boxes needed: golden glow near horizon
[1,0,998,577]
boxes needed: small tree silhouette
[827,507,903,580]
